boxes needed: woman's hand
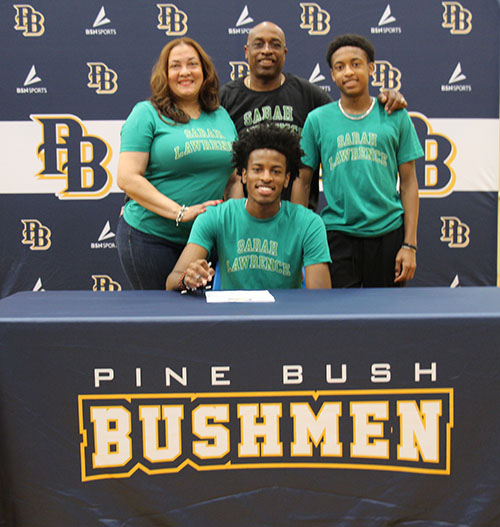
[180,200,222,222]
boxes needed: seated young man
[166,124,331,291]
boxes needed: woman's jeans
[116,216,184,290]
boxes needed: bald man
[220,21,406,210]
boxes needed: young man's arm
[305,263,331,289]
[291,166,314,207]
[166,243,213,291]
[394,160,419,283]
[301,211,332,288]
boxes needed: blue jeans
[116,217,184,290]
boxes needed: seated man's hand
[183,259,215,290]
[377,90,407,115]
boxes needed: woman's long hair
[150,37,220,124]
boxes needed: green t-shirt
[188,199,331,290]
[120,101,238,245]
[301,101,424,237]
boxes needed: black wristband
[401,243,417,252]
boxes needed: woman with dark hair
[116,38,240,289]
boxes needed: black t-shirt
[220,73,332,209]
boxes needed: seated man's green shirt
[187,199,331,290]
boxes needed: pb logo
[157,4,188,35]
[372,61,402,91]
[13,4,45,36]
[21,219,51,250]
[410,113,456,198]
[92,275,122,291]
[440,217,470,248]
[299,3,330,35]
[31,114,112,199]
[229,61,249,80]
[87,63,118,94]
[442,2,472,35]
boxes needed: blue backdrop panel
[415,192,498,286]
[0,0,499,296]
[0,195,127,296]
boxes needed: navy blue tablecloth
[0,288,499,526]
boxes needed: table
[0,289,499,526]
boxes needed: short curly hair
[232,123,303,181]
[326,33,375,67]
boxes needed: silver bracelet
[175,205,188,227]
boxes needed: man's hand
[377,90,407,115]
[183,259,215,290]
[394,247,416,283]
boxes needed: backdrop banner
[0,1,499,295]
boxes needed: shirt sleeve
[311,84,332,107]
[219,83,230,109]
[186,206,218,254]
[300,112,321,171]
[396,110,425,166]
[219,106,238,141]
[120,102,156,152]
[302,212,332,267]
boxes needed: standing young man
[166,125,331,291]
[296,34,424,287]
[220,21,407,210]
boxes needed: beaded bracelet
[401,243,417,252]
[176,205,188,227]
[178,271,188,291]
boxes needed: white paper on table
[205,290,275,303]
